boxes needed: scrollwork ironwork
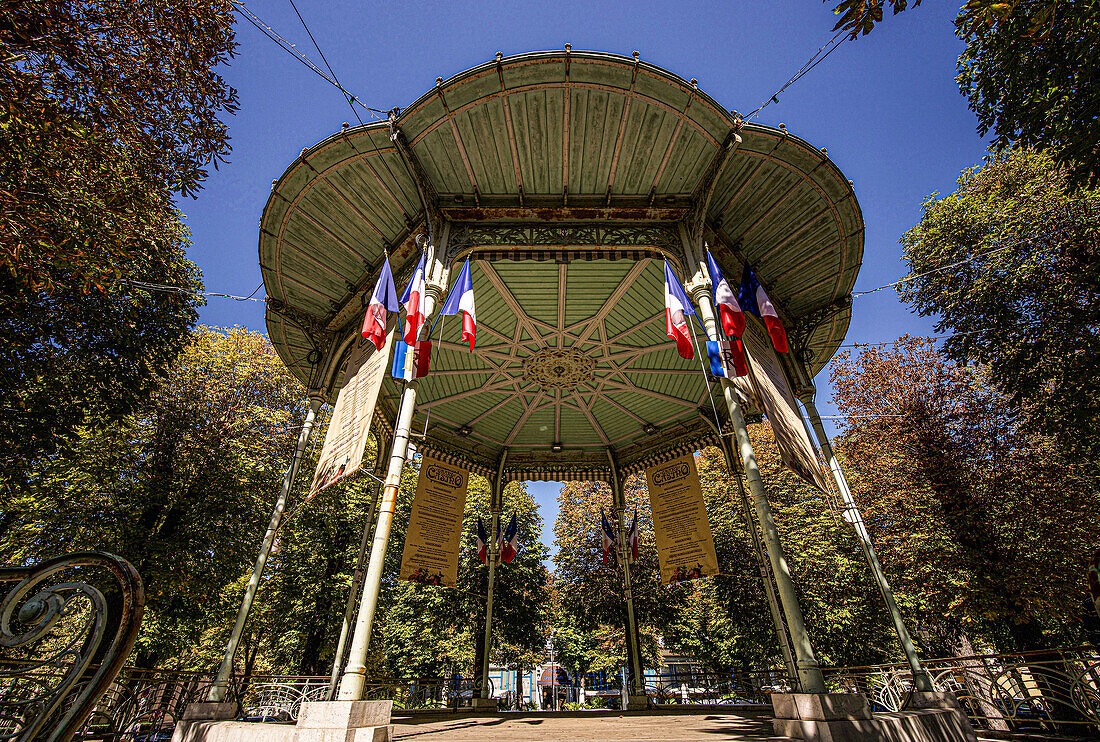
[823,647,1100,734]
[0,552,144,742]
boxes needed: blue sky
[183,1,988,566]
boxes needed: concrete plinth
[771,691,978,742]
[469,697,498,712]
[295,700,393,741]
[170,700,392,742]
[625,694,650,711]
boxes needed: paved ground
[391,709,791,741]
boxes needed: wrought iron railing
[577,668,782,706]
[24,670,495,737]
[643,670,780,705]
[0,552,145,742]
[822,646,1100,735]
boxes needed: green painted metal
[258,50,865,474]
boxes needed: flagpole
[338,230,451,700]
[477,449,507,708]
[608,451,646,708]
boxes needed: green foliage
[827,0,1100,188]
[831,336,1100,653]
[956,1,1100,190]
[551,478,689,675]
[829,0,919,38]
[0,327,311,666]
[378,472,550,680]
[0,1,238,476]
[900,149,1100,457]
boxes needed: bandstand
[186,50,976,742]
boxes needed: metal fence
[11,648,1099,738]
[822,646,1100,736]
[32,670,494,739]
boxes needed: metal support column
[207,395,323,703]
[798,389,934,692]
[609,453,645,700]
[337,241,449,701]
[718,436,799,685]
[479,450,508,699]
[327,436,393,700]
[689,286,827,694]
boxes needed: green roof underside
[259,50,865,477]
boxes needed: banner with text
[645,454,719,584]
[400,456,470,587]
[737,318,829,493]
[309,330,394,497]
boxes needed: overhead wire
[285,0,363,126]
[852,242,1026,297]
[122,278,265,303]
[745,24,851,121]
[230,0,387,120]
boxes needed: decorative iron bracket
[786,296,852,365]
[390,116,445,245]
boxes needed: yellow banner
[400,456,470,587]
[644,454,719,584]
[309,330,394,497]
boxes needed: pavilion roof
[259,50,864,477]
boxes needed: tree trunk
[515,665,523,709]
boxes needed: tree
[377,473,550,684]
[899,149,1100,457]
[828,0,1100,189]
[552,478,690,679]
[0,327,312,667]
[830,336,1100,654]
[0,1,238,477]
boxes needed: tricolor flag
[626,507,639,561]
[391,340,432,380]
[706,339,748,378]
[399,252,428,346]
[476,517,489,564]
[500,512,519,564]
[361,257,399,351]
[664,261,696,360]
[440,258,477,350]
[738,262,790,354]
[600,510,617,565]
[706,250,745,339]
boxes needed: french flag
[706,339,748,378]
[664,261,696,360]
[500,512,519,564]
[705,249,745,339]
[391,339,432,381]
[738,262,790,354]
[476,517,488,564]
[361,257,399,351]
[626,507,639,561]
[440,258,477,351]
[399,252,427,346]
[600,510,617,565]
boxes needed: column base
[771,691,978,742]
[295,700,393,742]
[625,694,650,711]
[470,697,499,712]
[180,702,237,721]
